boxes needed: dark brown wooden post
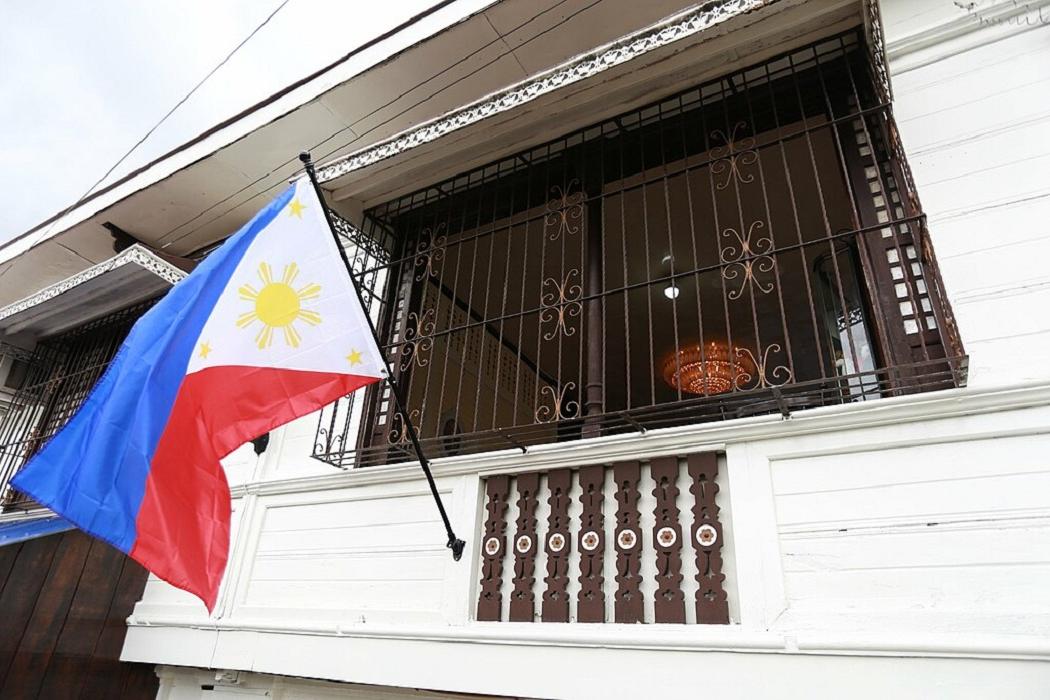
[477,475,511,621]
[509,472,540,621]
[651,456,685,623]
[542,469,573,622]
[576,465,606,622]
[582,196,604,438]
[688,453,729,624]
[613,461,643,623]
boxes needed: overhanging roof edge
[0,0,497,267]
[0,244,189,326]
[315,0,779,183]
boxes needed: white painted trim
[886,0,1050,74]
[123,617,1050,661]
[230,380,1050,498]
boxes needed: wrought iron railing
[312,30,966,470]
[0,302,151,509]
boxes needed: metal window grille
[312,30,967,470]
[0,301,154,509]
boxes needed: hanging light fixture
[660,254,679,299]
[662,341,751,395]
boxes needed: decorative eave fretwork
[0,244,191,339]
[315,0,777,184]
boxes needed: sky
[0,0,439,245]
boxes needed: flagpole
[298,151,466,562]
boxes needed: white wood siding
[771,433,1050,637]
[885,0,1050,386]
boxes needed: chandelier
[662,341,751,395]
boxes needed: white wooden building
[1,1,1048,697]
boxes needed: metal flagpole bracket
[299,151,467,564]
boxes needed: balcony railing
[312,30,966,470]
[477,451,731,624]
[0,302,150,509]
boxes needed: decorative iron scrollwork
[313,426,346,456]
[399,308,436,370]
[544,179,585,241]
[539,269,583,340]
[535,382,579,423]
[413,224,447,281]
[734,343,793,390]
[710,121,758,190]
[720,221,775,299]
[387,407,422,447]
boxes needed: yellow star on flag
[287,198,306,218]
[346,348,363,366]
[199,341,212,358]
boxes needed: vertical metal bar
[761,57,828,380]
[415,184,457,442]
[786,48,861,382]
[414,189,454,440]
[455,177,489,434]
[738,69,796,382]
[809,38,895,395]
[583,187,604,435]
[533,142,554,425]
[677,88,710,394]
[617,122,633,410]
[433,176,473,443]
[637,123,657,408]
[718,76,767,393]
[699,82,738,393]
[657,97,683,404]
[490,159,522,432]
[469,163,504,434]
[511,153,536,428]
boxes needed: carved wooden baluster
[688,453,730,624]
[613,461,643,623]
[576,465,605,623]
[542,469,572,622]
[509,472,540,622]
[651,456,685,623]
[477,475,510,621]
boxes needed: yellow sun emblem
[237,262,322,349]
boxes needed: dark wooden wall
[0,529,158,699]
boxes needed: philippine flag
[11,179,386,611]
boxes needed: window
[322,42,961,473]
[313,31,966,469]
